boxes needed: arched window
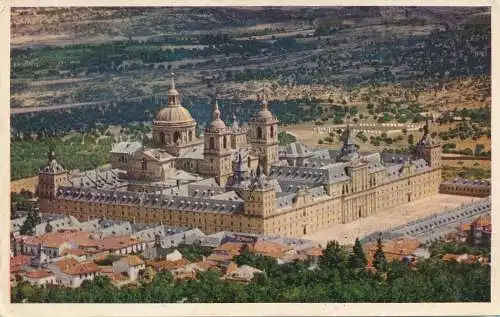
[209,137,215,150]
[223,137,227,149]
[173,131,181,144]
[141,158,147,170]
[160,132,166,144]
[247,157,251,168]
[257,127,263,139]
[270,125,275,138]
[188,130,193,142]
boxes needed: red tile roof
[25,231,91,249]
[25,269,54,279]
[61,248,87,257]
[121,255,144,266]
[303,247,323,257]
[148,258,191,271]
[253,241,291,255]
[62,262,100,276]
[10,255,31,267]
[54,258,80,271]
[10,265,25,274]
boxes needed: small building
[223,265,263,284]
[50,259,100,288]
[24,269,56,286]
[112,255,146,281]
[439,179,490,197]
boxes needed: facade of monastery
[37,77,442,237]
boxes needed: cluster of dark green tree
[272,21,490,88]
[11,133,112,180]
[11,97,322,140]
[11,238,490,303]
[277,132,297,146]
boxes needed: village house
[112,255,146,281]
[49,258,100,288]
[24,269,56,286]
[20,230,91,258]
[363,238,422,263]
[223,265,263,284]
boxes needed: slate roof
[55,187,245,214]
[110,141,143,155]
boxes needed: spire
[170,72,176,90]
[213,100,221,121]
[260,94,269,111]
[232,112,239,128]
[423,119,429,136]
[167,72,180,107]
[48,149,55,162]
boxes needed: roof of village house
[253,240,291,254]
[442,253,459,261]
[62,261,100,276]
[96,235,141,251]
[10,265,25,274]
[24,230,91,249]
[147,258,191,271]
[120,255,145,266]
[61,248,87,257]
[364,238,421,262]
[10,255,31,267]
[53,258,80,271]
[192,260,218,271]
[207,253,234,262]
[107,272,130,282]
[214,242,244,255]
[25,269,54,279]
[472,214,491,227]
[226,265,263,281]
[303,247,324,257]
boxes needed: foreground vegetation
[11,239,489,303]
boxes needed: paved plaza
[303,194,480,246]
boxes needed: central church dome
[155,76,194,124]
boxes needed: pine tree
[372,235,387,272]
[348,237,367,269]
[20,207,41,236]
[319,240,346,268]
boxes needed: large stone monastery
[38,77,442,237]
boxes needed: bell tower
[249,95,279,174]
[203,100,233,186]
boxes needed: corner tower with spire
[243,156,276,220]
[202,99,233,186]
[249,94,279,175]
[414,119,442,195]
[415,120,442,170]
[38,149,69,200]
[337,124,360,162]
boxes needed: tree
[372,235,387,273]
[348,238,367,269]
[319,240,346,268]
[20,207,40,236]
